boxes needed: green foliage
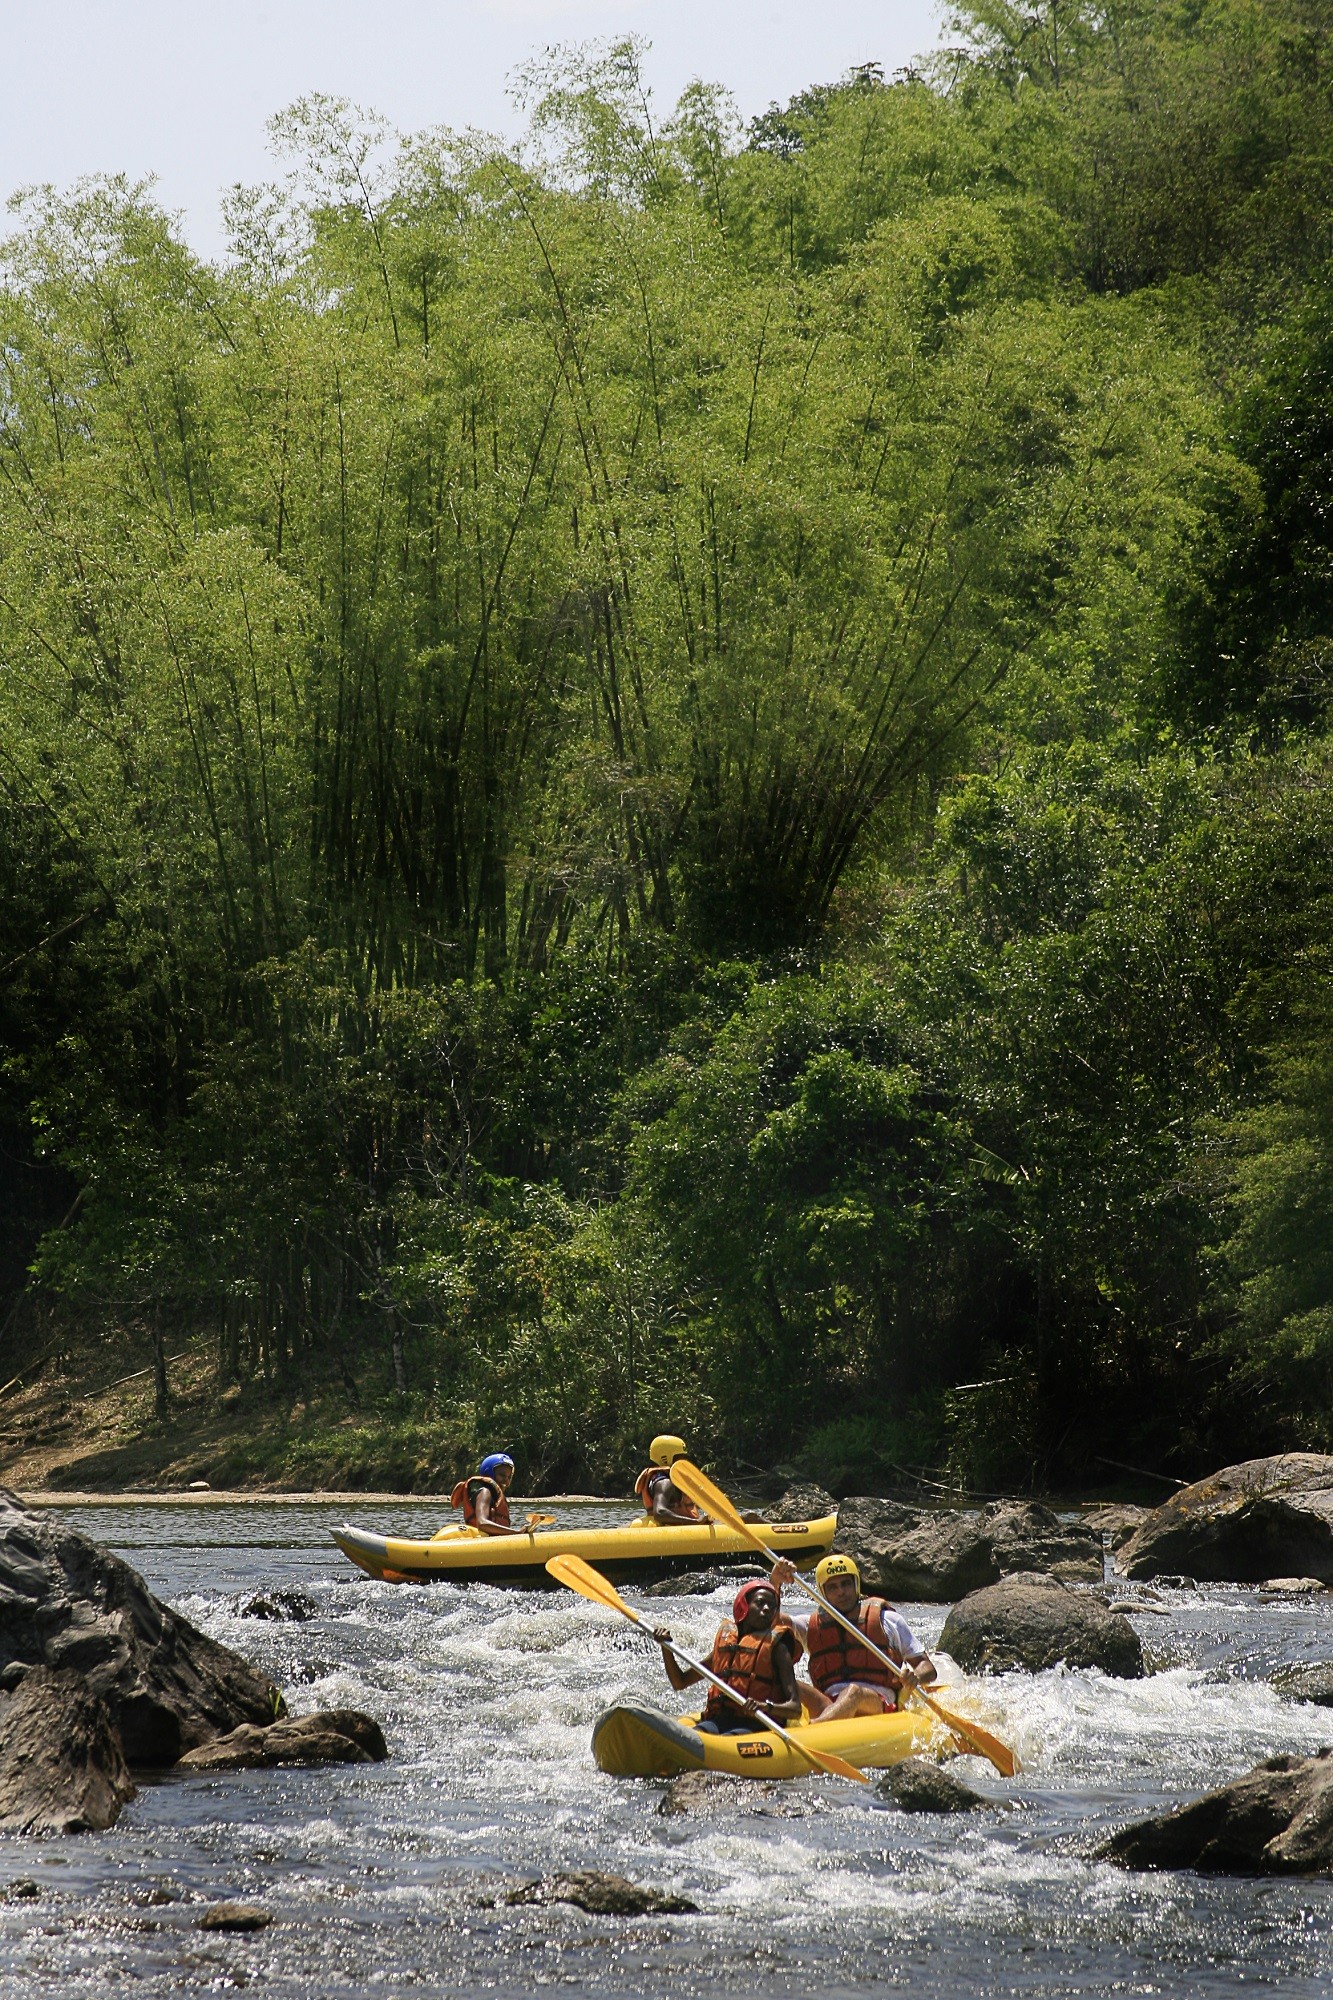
[4,10,1333,1488]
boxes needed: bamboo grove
[3,3,1333,1490]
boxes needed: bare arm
[652,1626,702,1691]
[473,1489,522,1537]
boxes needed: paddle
[670,1459,1020,1779]
[525,1513,557,1532]
[545,1552,869,1786]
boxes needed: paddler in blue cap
[451,1453,522,1536]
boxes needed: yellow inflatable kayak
[332,1511,837,1586]
[592,1700,942,1778]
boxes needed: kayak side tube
[591,1701,942,1779]
[331,1513,837,1586]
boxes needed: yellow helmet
[815,1553,861,1592]
[649,1434,688,1466]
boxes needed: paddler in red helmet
[651,1579,803,1733]
[769,1552,937,1722]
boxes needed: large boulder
[1118,1455,1333,1584]
[0,1666,136,1834]
[0,1488,283,1766]
[177,1709,387,1771]
[1084,1504,1150,1550]
[764,1482,838,1524]
[1099,1750,1333,1874]
[939,1572,1144,1676]
[835,1499,1100,1601]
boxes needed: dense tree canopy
[4,1,1333,1489]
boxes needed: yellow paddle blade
[788,1739,871,1784]
[913,1692,1021,1778]
[526,1513,557,1529]
[545,1553,640,1622]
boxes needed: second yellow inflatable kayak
[592,1700,942,1778]
[332,1510,837,1586]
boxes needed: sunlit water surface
[2,1501,1332,1997]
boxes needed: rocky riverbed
[0,1497,1330,1996]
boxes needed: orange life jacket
[805,1598,901,1694]
[450,1475,511,1529]
[702,1617,803,1723]
[634,1466,698,1517]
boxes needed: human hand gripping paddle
[669,1460,1020,1779]
[544,1553,869,1786]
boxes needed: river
[2,1499,1331,1997]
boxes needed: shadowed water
[2,1501,1331,1997]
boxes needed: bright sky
[2,2,946,260]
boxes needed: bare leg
[812,1684,892,1726]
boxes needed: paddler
[652,1579,803,1733]
[451,1453,523,1537]
[769,1553,937,1722]
[634,1435,703,1525]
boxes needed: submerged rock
[835,1499,1100,1602]
[939,1572,1144,1677]
[235,1587,319,1623]
[1271,1662,1333,1706]
[1099,1749,1333,1874]
[176,1710,387,1771]
[657,1771,739,1815]
[878,1761,987,1813]
[196,1902,273,1931]
[643,1567,753,1597]
[0,1666,136,1834]
[506,1870,698,1916]
[1118,1455,1333,1585]
[0,1488,284,1766]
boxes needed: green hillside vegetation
[3,0,1333,1491]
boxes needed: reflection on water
[1,1501,1331,1996]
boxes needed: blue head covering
[479,1453,515,1477]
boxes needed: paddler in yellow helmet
[633,1435,702,1525]
[770,1551,937,1723]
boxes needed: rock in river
[1118,1454,1333,1585]
[177,1709,388,1771]
[835,1498,1101,1601]
[1099,1749,1333,1874]
[235,1587,319,1623]
[0,1487,284,1766]
[939,1572,1144,1677]
[765,1482,838,1523]
[878,1761,988,1813]
[196,1902,273,1932]
[506,1871,698,1916]
[1270,1662,1333,1706]
[0,1666,136,1834]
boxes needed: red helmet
[733,1579,778,1623]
